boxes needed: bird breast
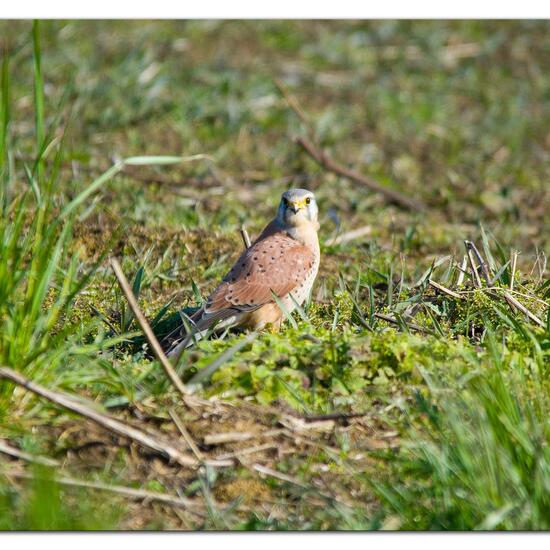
[281,243,320,311]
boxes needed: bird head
[277,188,318,228]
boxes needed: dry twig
[374,312,433,335]
[204,431,258,445]
[428,279,464,300]
[325,225,372,246]
[502,291,545,328]
[0,440,59,467]
[0,367,198,468]
[204,429,283,446]
[252,463,309,489]
[273,78,314,136]
[8,470,205,514]
[297,136,426,212]
[110,258,190,397]
[274,78,425,212]
[462,242,544,327]
[456,255,468,286]
[216,443,278,461]
[465,241,482,288]
[465,241,491,285]
[510,250,518,291]
[240,224,252,249]
[169,409,205,462]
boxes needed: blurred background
[2,20,548,255]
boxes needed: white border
[1,2,549,545]
[1,533,550,548]
[0,0,549,19]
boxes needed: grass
[373,324,550,530]
[0,20,548,530]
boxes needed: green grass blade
[32,20,45,179]
[490,260,511,286]
[23,163,42,205]
[61,155,211,220]
[150,298,175,329]
[0,42,9,168]
[480,224,497,274]
[187,331,257,386]
[131,266,144,299]
[414,256,451,287]
[124,154,212,165]
[191,277,203,307]
[287,292,309,323]
[271,290,297,329]
[60,161,124,220]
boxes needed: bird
[167,188,320,360]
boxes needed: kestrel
[167,189,320,358]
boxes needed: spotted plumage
[167,189,320,359]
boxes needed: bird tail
[164,307,241,364]
[165,332,200,363]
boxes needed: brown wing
[203,232,315,316]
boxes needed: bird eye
[283,197,289,206]
[305,197,311,205]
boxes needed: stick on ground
[8,470,205,514]
[428,279,464,300]
[502,291,545,328]
[510,250,518,291]
[374,312,433,335]
[169,408,205,462]
[274,78,314,136]
[274,78,426,212]
[464,241,482,288]
[240,224,252,250]
[110,258,190,397]
[0,367,198,468]
[296,136,426,212]
[325,225,372,246]
[216,442,278,461]
[0,439,59,467]
[465,240,491,285]
[252,463,309,489]
[462,242,544,327]
[456,255,468,286]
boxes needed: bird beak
[288,200,305,213]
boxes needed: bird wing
[165,231,317,360]
[201,231,316,321]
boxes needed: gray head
[276,188,318,228]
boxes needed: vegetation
[0,20,548,530]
